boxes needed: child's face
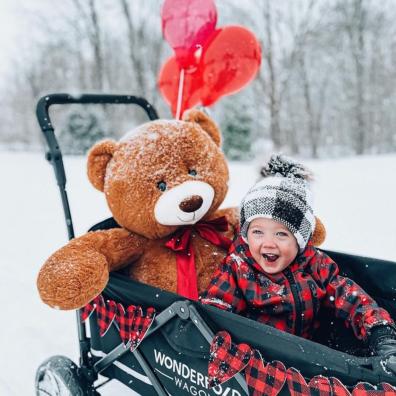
[247,217,298,274]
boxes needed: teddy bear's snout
[154,180,214,226]
[179,195,203,213]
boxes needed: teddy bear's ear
[182,108,222,147]
[87,140,118,191]
[311,216,326,246]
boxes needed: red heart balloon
[200,25,261,106]
[161,0,217,69]
[158,56,203,117]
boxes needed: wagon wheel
[35,355,98,396]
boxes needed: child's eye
[252,229,263,235]
[276,231,289,237]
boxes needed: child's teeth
[263,254,278,262]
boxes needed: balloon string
[175,68,185,120]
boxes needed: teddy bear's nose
[179,195,203,212]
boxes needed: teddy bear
[37,109,326,311]
[37,109,241,310]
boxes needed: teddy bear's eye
[157,181,167,191]
[188,169,197,176]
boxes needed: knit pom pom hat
[240,154,315,251]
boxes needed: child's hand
[373,337,396,375]
[369,325,396,375]
[386,355,396,375]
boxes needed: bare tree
[261,1,282,150]
[72,0,105,90]
[296,37,330,158]
[118,0,165,105]
[334,0,368,154]
[252,0,320,151]
[3,0,396,157]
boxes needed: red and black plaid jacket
[201,236,394,340]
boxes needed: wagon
[35,94,396,395]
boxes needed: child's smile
[262,253,279,262]
[247,217,298,274]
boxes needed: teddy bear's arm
[37,228,146,310]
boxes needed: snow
[1,151,396,395]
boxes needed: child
[201,154,396,372]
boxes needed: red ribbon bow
[165,216,232,301]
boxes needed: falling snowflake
[230,253,244,267]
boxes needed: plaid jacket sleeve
[314,250,395,340]
[200,255,247,314]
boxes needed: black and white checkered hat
[240,154,315,251]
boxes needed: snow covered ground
[1,151,395,395]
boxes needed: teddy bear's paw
[37,248,109,310]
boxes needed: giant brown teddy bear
[37,109,325,310]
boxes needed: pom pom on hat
[260,154,314,181]
[240,154,315,251]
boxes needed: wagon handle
[36,93,159,240]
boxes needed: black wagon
[35,94,396,395]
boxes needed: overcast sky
[0,1,48,88]
[0,1,20,78]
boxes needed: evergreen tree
[220,100,253,161]
[59,106,108,155]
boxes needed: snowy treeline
[1,0,396,159]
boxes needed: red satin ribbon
[165,216,233,301]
